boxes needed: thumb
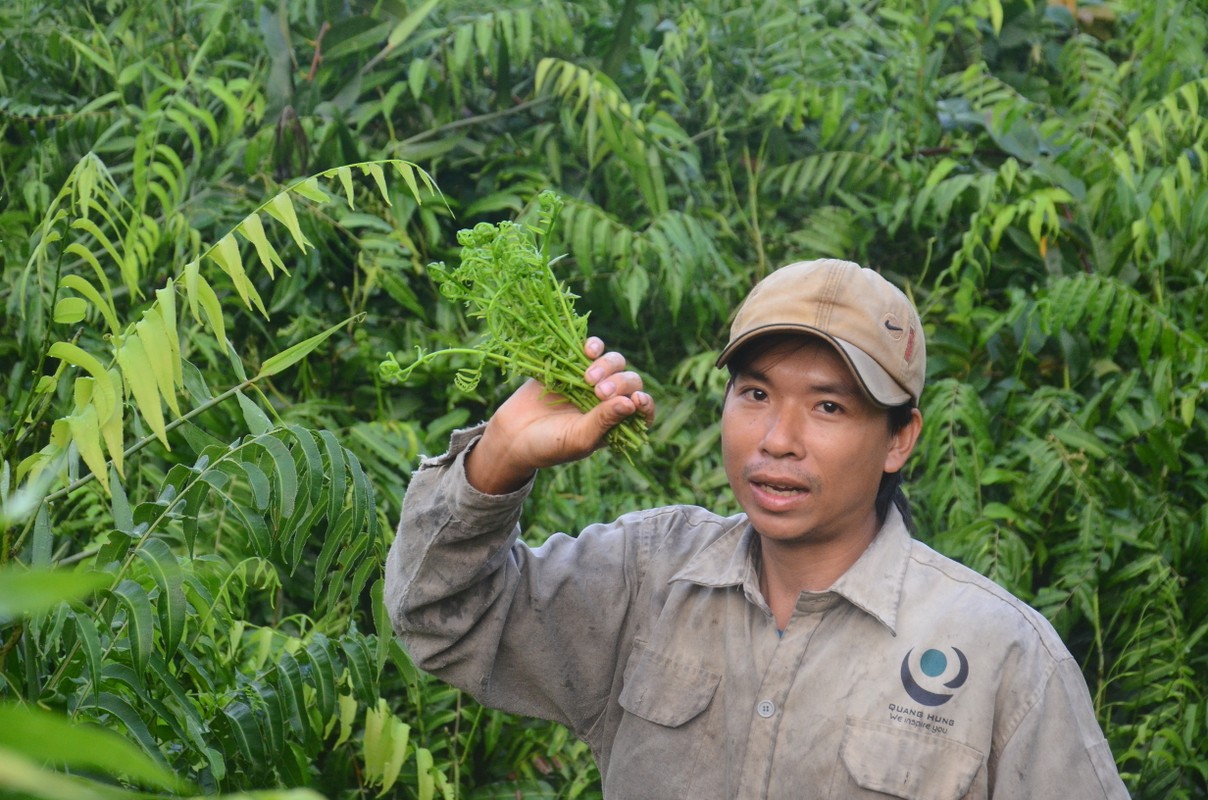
[586,394,639,441]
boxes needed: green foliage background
[1,0,1205,797]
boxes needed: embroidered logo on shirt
[900,646,969,707]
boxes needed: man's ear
[884,408,923,474]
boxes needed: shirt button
[757,700,776,718]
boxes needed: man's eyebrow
[734,367,861,398]
[733,365,771,384]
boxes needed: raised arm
[385,336,657,732]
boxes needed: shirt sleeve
[991,656,1131,799]
[383,425,645,737]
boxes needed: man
[385,258,1129,799]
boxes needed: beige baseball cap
[716,259,926,406]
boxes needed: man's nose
[760,410,806,459]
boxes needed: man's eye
[744,387,767,401]
[819,401,841,414]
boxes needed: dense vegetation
[1,0,1205,797]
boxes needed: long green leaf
[93,692,167,766]
[258,686,286,759]
[305,635,337,723]
[110,579,154,681]
[285,425,324,505]
[341,634,377,706]
[223,700,266,764]
[135,306,182,417]
[275,651,308,740]
[209,232,267,316]
[319,430,348,522]
[236,390,274,435]
[253,433,298,521]
[256,315,359,378]
[115,333,168,446]
[30,502,52,566]
[416,746,436,800]
[388,0,442,48]
[50,342,117,417]
[372,579,391,673]
[72,608,104,707]
[314,506,353,604]
[263,193,311,252]
[237,212,287,277]
[0,749,116,800]
[134,539,186,660]
[240,459,272,511]
[153,279,182,388]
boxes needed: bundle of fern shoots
[379,191,648,458]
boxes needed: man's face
[721,336,916,548]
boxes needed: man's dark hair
[877,403,916,534]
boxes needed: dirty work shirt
[385,426,1129,800]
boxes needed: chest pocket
[618,641,721,726]
[607,642,723,797]
[836,718,985,800]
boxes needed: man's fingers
[593,369,643,401]
[580,337,653,434]
[634,391,656,428]
[585,351,627,386]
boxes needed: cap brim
[833,337,912,406]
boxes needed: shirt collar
[669,508,912,635]
[670,521,755,590]
[828,507,911,634]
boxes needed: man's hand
[465,337,655,495]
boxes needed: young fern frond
[380,191,649,458]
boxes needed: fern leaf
[115,333,168,447]
[136,306,182,416]
[237,213,287,278]
[183,260,228,347]
[263,193,313,253]
[208,232,268,317]
[133,539,186,661]
[110,579,154,684]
